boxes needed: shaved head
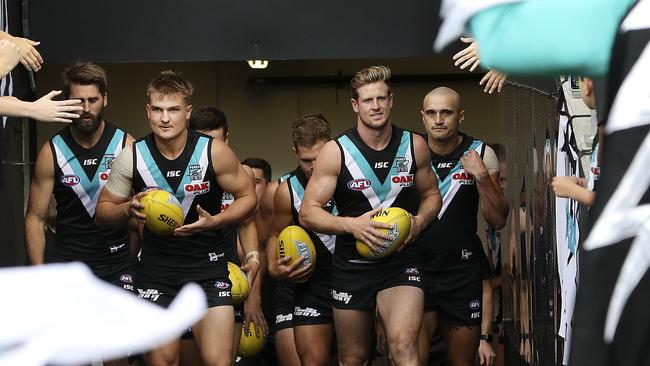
[423,87,462,111]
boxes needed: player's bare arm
[267,181,311,283]
[299,140,391,249]
[404,134,441,244]
[95,137,146,227]
[460,149,508,229]
[24,143,56,265]
[175,140,257,235]
[238,165,261,287]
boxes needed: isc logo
[374,161,389,169]
[83,158,98,166]
[60,174,80,186]
[437,162,453,169]
[166,170,181,178]
[347,178,371,191]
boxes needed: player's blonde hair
[350,65,392,99]
[147,70,194,102]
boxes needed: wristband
[246,251,260,263]
[480,334,493,342]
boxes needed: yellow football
[276,225,316,269]
[238,321,266,358]
[142,189,184,236]
[228,262,250,305]
[356,207,411,260]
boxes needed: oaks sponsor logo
[184,181,210,195]
[391,174,414,187]
[452,172,475,185]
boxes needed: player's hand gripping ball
[228,262,250,305]
[277,225,316,271]
[238,321,267,357]
[141,189,183,236]
[356,207,411,260]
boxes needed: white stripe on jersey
[135,142,210,219]
[53,143,95,216]
[340,137,413,210]
[437,143,483,219]
[52,143,123,217]
[289,182,336,253]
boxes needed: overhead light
[247,60,269,69]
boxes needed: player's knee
[339,360,367,366]
[387,331,419,359]
[338,350,369,366]
[298,347,330,366]
[148,351,179,366]
[200,347,233,366]
[300,355,330,366]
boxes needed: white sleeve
[482,145,499,175]
[105,145,134,198]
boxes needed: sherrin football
[228,262,250,305]
[356,207,411,260]
[238,321,266,357]
[276,225,316,269]
[141,189,184,236]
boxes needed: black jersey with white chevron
[132,130,227,278]
[418,134,486,268]
[50,121,130,274]
[286,167,336,291]
[333,126,420,269]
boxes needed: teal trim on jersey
[98,129,125,176]
[469,0,634,77]
[52,129,123,199]
[288,175,305,200]
[137,136,210,204]
[136,140,173,193]
[433,140,483,198]
[279,172,291,183]
[339,131,410,203]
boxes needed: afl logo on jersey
[469,299,480,310]
[347,178,371,191]
[60,174,80,186]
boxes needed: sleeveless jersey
[286,167,336,291]
[333,126,420,270]
[419,134,486,272]
[132,129,226,278]
[50,122,130,275]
